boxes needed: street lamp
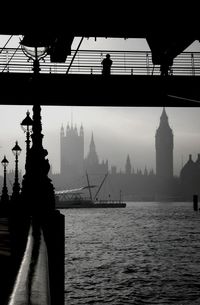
[20,35,48,74]
[20,37,55,215]
[20,36,65,305]
[11,141,22,202]
[1,155,9,205]
[21,110,33,156]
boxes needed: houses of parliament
[49,108,200,201]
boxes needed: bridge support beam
[0,74,199,107]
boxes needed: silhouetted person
[160,57,173,76]
[101,54,112,75]
[160,63,169,76]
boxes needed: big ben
[155,108,174,200]
[155,108,173,179]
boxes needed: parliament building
[50,109,200,202]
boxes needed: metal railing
[0,48,200,76]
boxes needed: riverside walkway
[0,211,65,305]
[0,217,14,305]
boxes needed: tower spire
[160,107,168,122]
[80,123,84,137]
[125,154,131,175]
[71,106,73,128]
[60,123,64,137]
[86,132,99,165]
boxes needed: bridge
[1,48,200,75]
[0,47,200,107]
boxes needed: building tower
[155,108,174,180]
[60,122,84,186]
[125,154,131,175]
[84,132,108,175]
[84,132,99,171]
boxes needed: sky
[0,36,200,178]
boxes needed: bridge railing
[0,48,200,75]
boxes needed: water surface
[63,202,200,304]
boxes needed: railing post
[191,53,195,76]
[146,52,150,75]
[6,50,9,72]
[124,52,126,74]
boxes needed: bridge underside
[0,8,199,66]
[0,74,199,107]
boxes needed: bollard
[42,210,65,305]
[193,194,198,211]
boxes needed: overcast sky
[0,36,200,178]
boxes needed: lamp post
[11,141,22,202]
[21,110,33,160]
[1,155,9,205]
[20,37,64,305]
[20,38,55,215]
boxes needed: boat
[55,173,126,209]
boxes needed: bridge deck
[0,73,199,107]
[0,48,199,107]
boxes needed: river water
[63,202,200,304]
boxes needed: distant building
[59,123,108,189]
[84,132,108,175]
[125,154,131,175]
[0,108,188,201]
[155,107,174,179]
[155,107,174,200]
[180,154,200,200]
[60,123,84,187]
[49,108,182,201]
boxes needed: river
[62,202,200,304]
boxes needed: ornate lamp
[20,35,48,74]
[12,141,22,158]
[21,110,33,155]
[11,141,22,202]
[1,155,9,204]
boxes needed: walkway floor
[0,217,11,256]
[0,217,15,305]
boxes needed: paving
[0,217,15,305]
